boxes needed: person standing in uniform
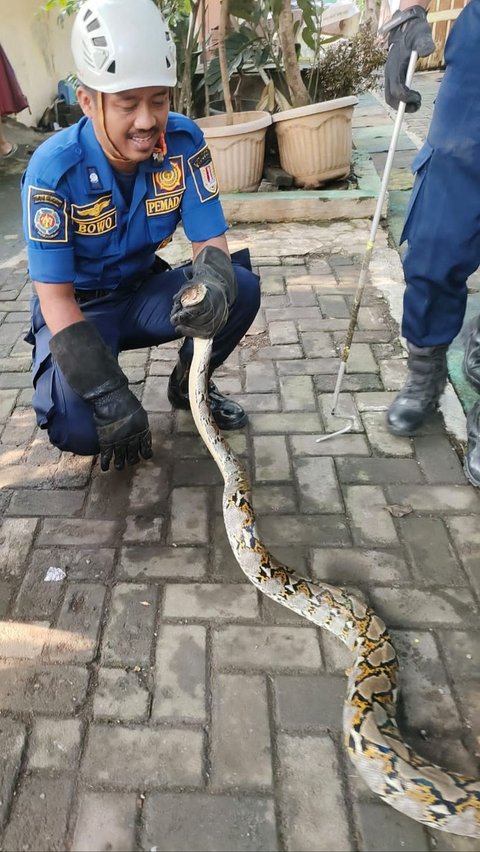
[21,0,261,472]
[383,0,480,486]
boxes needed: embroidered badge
[188,146,219,202]
[34,207,61,238]
[152,155,185,197]
[146,195,181,216]
[87,167,102,188]
[28,186,69,243]
[31,192,63,208]
[191,145,213,170]
[71,194,117,236]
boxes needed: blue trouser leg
[28,253,260,455]
[401,0,480,347]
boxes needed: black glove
[170,246,237,339]
[384,6,435,113]
[49,321,152,472]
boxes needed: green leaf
[229,0,255,20]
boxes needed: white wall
[2,0,74,126]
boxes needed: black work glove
[384,6,435,113]
[170,246,237,339]
[49,321,152,472]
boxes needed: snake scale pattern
[186,331,480,839]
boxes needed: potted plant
[205,0,385,189]
[194,0,272,193]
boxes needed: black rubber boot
[464,400,480,487]
[167,358,248,430]
[463,315,480,393]
[386,343,448,436]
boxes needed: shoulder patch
[27,185,69,243]
[188,146,219,203]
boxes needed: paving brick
[443,516,480,596]
[0,517,38,579]
[253,435,290,481]
[300,331,336,359]
[213,625,321,670]
[413,435,466,483]
[311,547,410,585]
[2,774,73,852]
[369,588,478,629]
[142,792,278,852]
[258,513,350,547]
[355,801,429,852]
[294,456,343,513]
[93,667,150,720]
[37,518,118,546]
[119,544,207,579]
[268,320,298,346]
[152,623,206,721]
[361,410,414,456]
[0,661,88,714]
[42,583,106,662]
[28,717,82,769]
[319,392,363,432]
[275,674,346,731]
[245,360,278,391]
[211,673,271,788]
[251,412,323,433]
[336,457,423,484]
[386,484,480,512]
[81,725,203,786]
[101,583,157,667]
[344,485,399,546]
[0,408,36,445]
[0,717,26,827]
[279,374,317,411]
[163,583,259,621]
[123,513,164,542]
[291,432,371,456]
[277,734,351,851]
[6,488,85,517]
[0,620,47,659]
[71,791,137,852]
[439,630,480,682]
[390,630,461,734]
[170,486,209,544]
[399,516,465,585]
[172,457,222,486]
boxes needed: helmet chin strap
[95,91,167,168]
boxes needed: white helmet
[71,0,177,93]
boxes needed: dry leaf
[384,504,413,517]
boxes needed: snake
[181,284,480,838]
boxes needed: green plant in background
[207,0,385,111]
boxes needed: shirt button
[74,146,82,155]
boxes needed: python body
[185,322,480,838]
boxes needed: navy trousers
[401,0,480,347]
[28,250,260,455]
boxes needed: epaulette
[166,112,205,146]
[29,127,84,189]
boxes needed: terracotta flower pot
[195,111,272,193]
[272,96,358,189]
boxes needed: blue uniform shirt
[22,113,228,290]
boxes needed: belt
[74,288,113,304]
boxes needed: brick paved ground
[0,74,479,852]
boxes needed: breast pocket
[400,142,434,245]
[145,192,182,245]
[72,196,120,261]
